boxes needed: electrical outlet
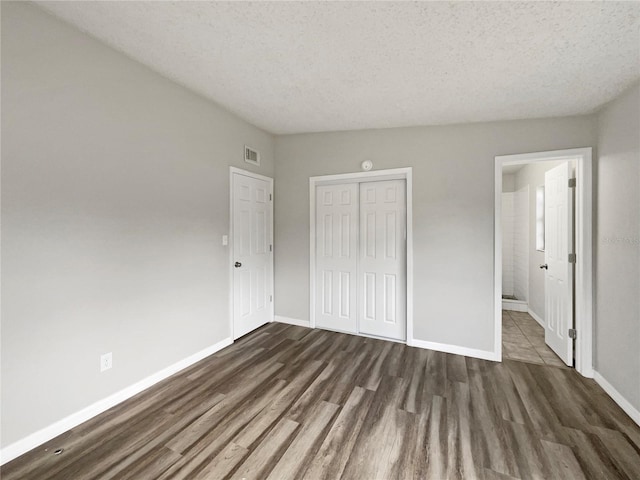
[100,352,112,372]
[222,235,228,246]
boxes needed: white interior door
[315,184,358,333]
[358,180,407,340]
[232,171,273,339]
[543,162,574,365]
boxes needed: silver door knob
[234,262,242,268]
[539,264,548,270]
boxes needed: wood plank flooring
[3,322,640,479]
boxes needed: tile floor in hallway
[502,310,567,367]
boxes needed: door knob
[539,264,548,270]
[234,261,242,268]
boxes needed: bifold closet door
[359,180,407,340]
[315,184,359,333]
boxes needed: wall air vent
[244,145,260,166]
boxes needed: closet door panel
[358,180,406,340]
[315,184,358,333]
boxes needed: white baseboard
[0,337,233,465]
[594,371,640,427]
[410,338,499,362]
[502,299,528,312]
[527,308,545,327]
[274,315,310,328]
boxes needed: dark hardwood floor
[3,322,640,479]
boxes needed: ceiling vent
[244,145,260,166]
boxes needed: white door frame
[494,148,593,377]
[229,167,274,340]
[309,167,414,344]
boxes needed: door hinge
[270,295,273,302]
[269,244,272,252]
[568,253,576,263]
[568,178,576,188]
[568,328,577,340]
[269,194,272,201]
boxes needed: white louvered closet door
[315,184,359,334]
[358,180,407,340]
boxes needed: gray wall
[595,82,640,412]
[1,2,274,447]
[274,117,596,351]
[514,160,566,321]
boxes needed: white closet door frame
[309,168,414,344]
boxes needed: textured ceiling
[36,1,640,135]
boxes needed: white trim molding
[275,315,311,328]
[494,148,593,377]
[594,371,640,427]
[502,300,528,312]
[410,339,499,362]
[309,167,414,344]
[0,337,233,465]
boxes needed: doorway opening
[501,160,574,367]
[494,148,593,377]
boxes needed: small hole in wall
[54,448,64,455]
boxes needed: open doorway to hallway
[495,147,593,377]
[500,159,574,366]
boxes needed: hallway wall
[514,160,567,321]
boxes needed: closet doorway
[309,168,413,343]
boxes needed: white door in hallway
[543,162,574,365]
[315,183,359,333]
[232,171,273,339]
[358,180,407,340]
